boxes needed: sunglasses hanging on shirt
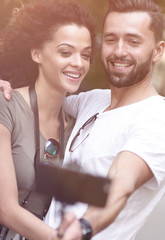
[69,113,98,152]
[44,138,60,157]
[44,110,64,160]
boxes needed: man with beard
[0,0,165,240]
[53,0,165,240]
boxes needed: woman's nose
[71,54,83,68]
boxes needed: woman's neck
[35,80,66,120]
[34,81,66,140]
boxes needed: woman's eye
[82,53,91,60]
[81,51,91,60]
[61,51,71,57]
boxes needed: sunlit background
[0,0,165,95]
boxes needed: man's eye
[128,40,140,46]
[105,38,115,44]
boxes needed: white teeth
[114,63,130,67]
[65,73,80,78]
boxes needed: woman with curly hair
[0,0,96,239]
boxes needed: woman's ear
[153,41,165,63]
[31,48,41,63]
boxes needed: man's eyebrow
[125,33,143,40]
[103,32,116,38]
[103,32,143,40]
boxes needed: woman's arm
[0,123,75,240]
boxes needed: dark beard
[104,52,153,88]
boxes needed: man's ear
[153,41,165,63]
[31,48,41,63]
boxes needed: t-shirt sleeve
[63,94,80,118]
[63,91,93,118]
[63,89,110,118]
[0,92,14,132]
[121,112,165,189]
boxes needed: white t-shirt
[45,89,165,240]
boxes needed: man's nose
[114,40,128,58]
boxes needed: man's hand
[58,151,154,240]
[0,80,12,100]
[57,212,82,240]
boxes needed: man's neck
[109,79,158,110]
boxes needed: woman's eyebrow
[56,43,92,50]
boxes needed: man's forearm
[82,178,129,235]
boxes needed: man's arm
[0,80,12,100]
[61,151,153,239]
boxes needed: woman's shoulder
[15,86,30,106]
[0,87,28,103]
[0,87,31,119]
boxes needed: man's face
[101,11,157,88]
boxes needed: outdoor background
[0,1,165,239]
[0,0,165,95]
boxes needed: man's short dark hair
[105,0,164,42]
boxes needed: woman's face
[32,24,92,94]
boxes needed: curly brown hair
[0,0,96,88]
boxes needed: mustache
[106,55,136,65]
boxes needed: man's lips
[112,62,133,68]
[107,59,134,72]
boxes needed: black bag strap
[29,85,40,184]
[59,107,64,160]
[29,85,65,182]
[21,85,64,217]
[21,85,40,206]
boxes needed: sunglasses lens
[45,138,60,156]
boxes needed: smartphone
[37,163,110,207]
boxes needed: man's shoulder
[78,89,111,101]
[142,95,165,115]
[84,88,110,95]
